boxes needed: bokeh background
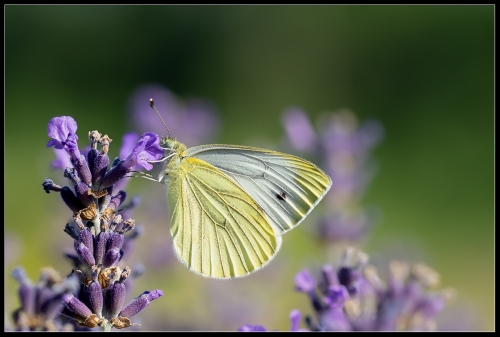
[5,5,493,331]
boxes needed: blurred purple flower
[239,248,453,332]
[10,267,79,331]
[294,248,452,331]
[289,310,309,332]
[128,83,220,147]
[120,132,140,162]
[282,107,318,153]
[294,269,317,293]
[281,108,384,243]
[51,146,91,171]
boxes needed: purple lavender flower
[100,132,163,189]
[119,132,140,161]
[60,217,158,331]
[128,83,220,147]
[46,116,78,149]
[293,248,452,331]
[294,269,317,293]
[40,116,164,331]
[118,290,164,318]
[116,131,141,191]
[289,310,309,332]
[281,108,383,243]
[238,248,452,332]
[60,269,163,331]
[46,116,92,185]
[121,132,164,171]
[10,267,79,331]
[281,107,318,153]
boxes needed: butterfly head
[160,136,187,155]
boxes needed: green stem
[101,319,112,332]
[93,199,101,235]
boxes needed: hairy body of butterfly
[158,136,332,279]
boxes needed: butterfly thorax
[158,136,187,183]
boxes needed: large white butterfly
[141,100,332,279]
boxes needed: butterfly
[142,99,332,279]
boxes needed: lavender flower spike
[46,116,92,184]
[287,248,453,331]
[41,114,164,331]
[119,290,163,319]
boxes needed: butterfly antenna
[149,98,171,138]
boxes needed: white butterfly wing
[185,145,332,234]
[167,156,282,278]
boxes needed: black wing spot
[276,192,287,201]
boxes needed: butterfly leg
[147,152,176,164]
[127,171,161,182]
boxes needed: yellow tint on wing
[185,145,333,233]
[167,157,282,278]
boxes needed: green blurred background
[5,5,493,331]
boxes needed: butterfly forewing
[168,156,282,278]
[185,145,332,234]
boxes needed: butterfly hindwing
[168,157,282,278]
[185,145,332,234]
